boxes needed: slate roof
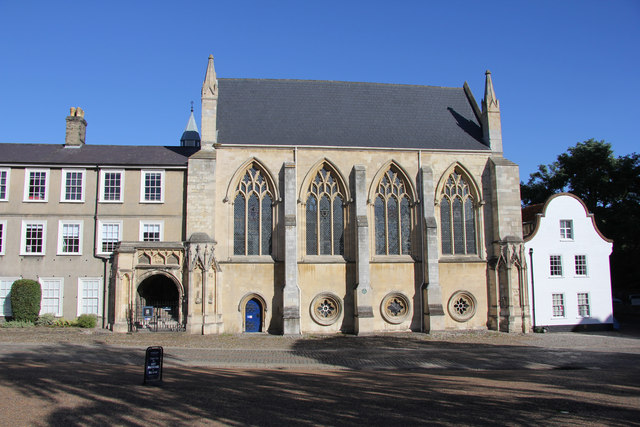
[0,143,197,166]
[216,79,488,150]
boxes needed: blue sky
[1,0,638,180]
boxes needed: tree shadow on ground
[0,340,639,426]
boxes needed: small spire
[181,104,200,147]
[482,70,499,112]
[202,54,218,98]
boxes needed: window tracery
[305,167,344,256]
[233,166,273,256]
[440,171,477,255]
[374,168,412,255]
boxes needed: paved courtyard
[0,328,639,426]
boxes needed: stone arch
[238,292,268,333]
[135,269,184,330]
[298,158,351,203]
[434,162,482,203]
[367,160,418,204]
[224,157,280,203]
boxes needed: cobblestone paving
[1,327,639,371]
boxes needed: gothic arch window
[233,165,273,256]
[305,166,345,255]
[439,170,477,255]
[374,167,412,256]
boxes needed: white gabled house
[523,193,614,331]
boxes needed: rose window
[381,293,410,324]
[310,293,342,326]
[448,291,476,322]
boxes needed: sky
[1,0,638,180]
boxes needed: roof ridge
[218,77,463,90]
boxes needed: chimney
[65,107,87,147]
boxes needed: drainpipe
[93,165,111,329]
[529,248,536,329]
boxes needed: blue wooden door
[245,299,261,332]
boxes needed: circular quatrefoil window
[381,292,411,324]
[448,291,477,322]
[310,293,342,326]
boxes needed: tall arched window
[440,171,476,255]
[306,167,344,255]
[374,168,412,255]
[233,166,273,256]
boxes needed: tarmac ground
[1,327,639,426]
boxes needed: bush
[1,320,35,328]
[35,313,56,326]
[10,279,41,322]
[76,314,97,328]
[53,319,75,328]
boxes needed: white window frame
[140,170,165,203]
[560,219,573,240]
[97,220,122,255]
[1,277,20,317]
[60,169,86,203]
[552,293,565,318]
[39,277,63,317]
[0,220,6,255]
[23,168,50,202]
[549,255,563,277]
[77,277,103,317]
[577,292,590,318]
[139,220,163,242]
[0,168,9,201]
[20,220,47,256]
[57,220,83,255]
[99,169,125,203]
[575,254,588,276]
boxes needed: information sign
[143,346,163,385]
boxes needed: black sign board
[143,346,163,385]
[143,306,154,318]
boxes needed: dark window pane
[401,197,411,254]
[333,196,344,255]
[234,194,245,255]
[247,194,260,255]
[306,196,318,255]
[441,198,452,254]
[388,196,399,255]
[262,194,272,255]
[319,194,331,255]
[465,198,476,254]
[375,196,386,255]
[453,198,464,254]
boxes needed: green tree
[521,139,640,294]
[10,279,41,322]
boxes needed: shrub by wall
[76,314,97,328]
[10,279,41,322]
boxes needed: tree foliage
[521,139,640,293]
[10,279,41,322]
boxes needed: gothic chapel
[0,55,530,334]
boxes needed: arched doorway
[245,298,263,332]
[135,274,183,332]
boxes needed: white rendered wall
[525,194,613,328]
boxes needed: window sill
[99,200,123,204]
[60,200,85,204]
[139,200,164,204]
[57,253,82,256]
[301,256,347,264]
[371,255,415,263]
[439,255,484,263]
[227,256,275,264]
[22,199,48,203]
[20,253,45,257]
